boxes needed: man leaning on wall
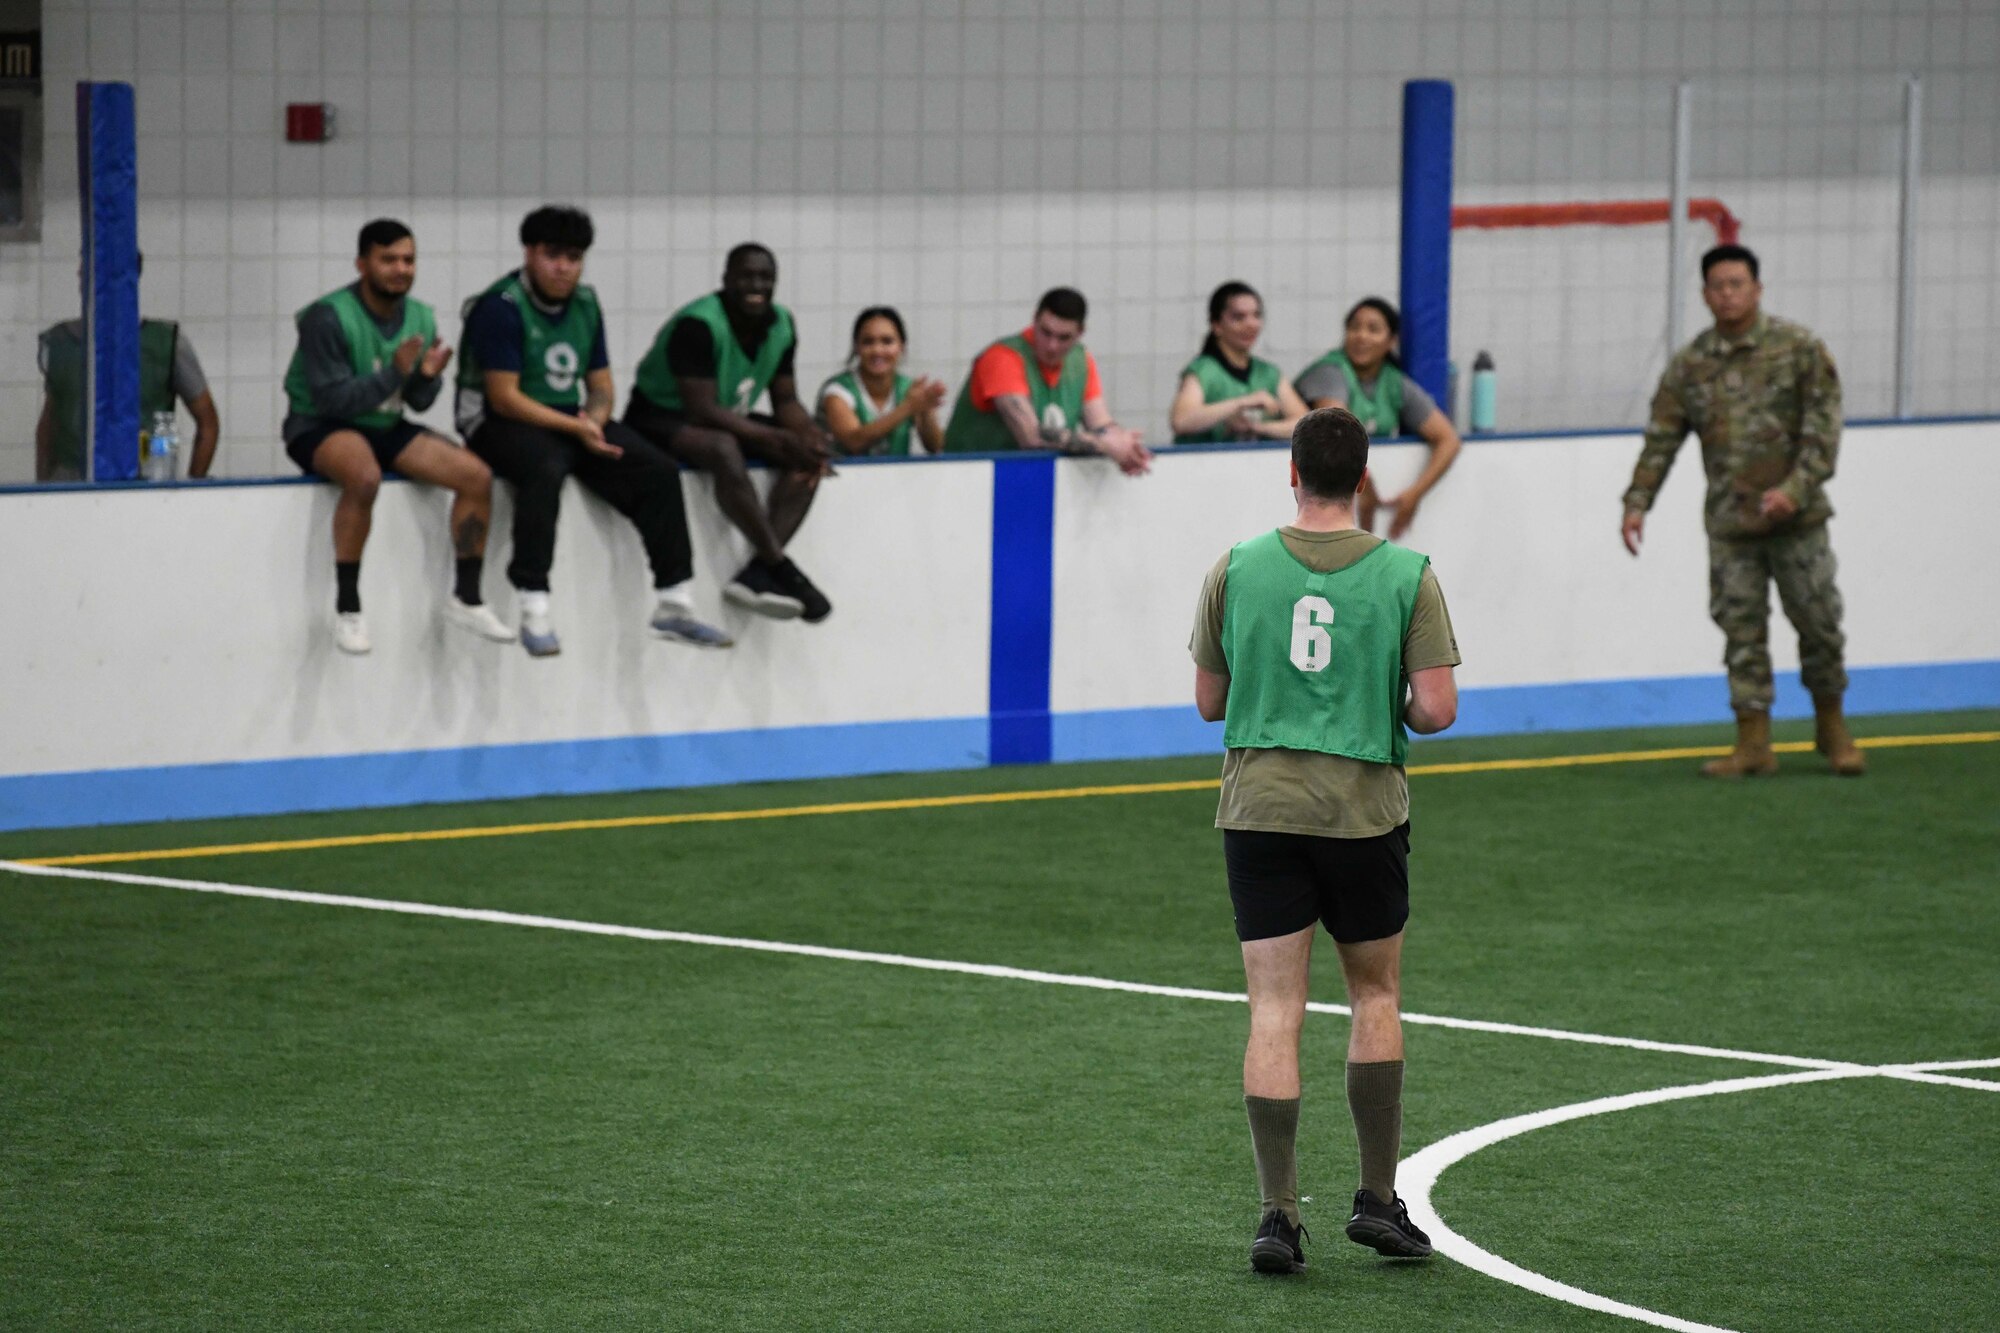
[1620,243,1864,778]
[36,256,220,481]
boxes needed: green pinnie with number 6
[1188,407,1461,1279]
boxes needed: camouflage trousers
[1708,522,1848,714]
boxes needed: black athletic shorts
[285,419,428,475]
[1224,824,1410,944]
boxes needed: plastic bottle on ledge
[144,409,179,481]
[1469,351,1496,434]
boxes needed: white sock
[518,590,551,616]
[655,582,695,614]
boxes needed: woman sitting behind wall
[816,307,947,456]
[1168,282,1308,445]
[1295,296,1462,538]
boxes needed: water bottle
[1469,351,1497,434]
[144,409,179,481]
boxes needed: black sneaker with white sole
[774,557,832,623]
[724,559,806,619]
[1345,1189,1432,1257]
[1249,1209,1308,1275]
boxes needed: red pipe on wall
[1451,199,1741,245]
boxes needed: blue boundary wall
[76,82,141,482]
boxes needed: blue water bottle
[1469,351,1496,434]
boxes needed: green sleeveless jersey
[283,286,436,430]
[816,369,915,456]
[1298,350,1405,437]
[634,292,796,414]
[1220,530,1429,766]
[944,334,1088,453]
[40,319,179,478]
[456,271,601,412]
[1176,351,1283,443]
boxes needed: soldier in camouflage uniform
[1621,244,1865,778]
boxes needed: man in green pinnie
[1191,407,1460,1276]
[282,218,511,656]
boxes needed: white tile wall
[4,0,1996,481]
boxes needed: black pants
[467,416,693,593]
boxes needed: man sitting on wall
[37,256,220,481]
[281,218,512,656]
[624,243,836,624]
[458,205,730,657]
[942,286,1151,476]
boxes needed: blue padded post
[76,82,140,481]
[1398,79,1455,408]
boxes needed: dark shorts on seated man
[1222,824,1411,944]
[284,418,434,475]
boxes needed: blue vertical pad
[1398,79,1455,409]
[987,454,1056,765]
[77,82,140,481]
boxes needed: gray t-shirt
[1295,360,1438,436]
[43,318,209,402]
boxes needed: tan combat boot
[1813,694,1867,776]
[1701,710,1780,778]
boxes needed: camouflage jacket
[1622,312,1842,538]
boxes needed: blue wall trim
[3,663,1991,834]
[987,454,1056,764]
[0,717,989,834]
[1050,660,2000,763]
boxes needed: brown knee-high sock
[1244,1095,1301,1225]
[1346,1060,1404,1201]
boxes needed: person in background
[625,244,835,624]
[36,256,220,481]
[1296,297,1462,538]
[458,205,729,657]
[1621,243,1862,779]
[1169,281,1308,444]
[281,218,510,656]
[815,306,946,457]
[942,287,1151,476]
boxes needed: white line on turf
[1398,1067,1874,1333]
[7,858,1994,1333]
[4,860,1990,1087]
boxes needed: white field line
[9,858,1996,1333]
[1398,1067,1875,1333]
[1,860,1988,1088]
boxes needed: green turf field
[4,710,1997,1331]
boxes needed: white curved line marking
[1400,1062,1999,1332]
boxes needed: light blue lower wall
[1049,660,2000,763]
[0,717,990,833]
[6,661,1991,834]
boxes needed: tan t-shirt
[1189,527,1461,838]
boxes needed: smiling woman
[815,306,947,457]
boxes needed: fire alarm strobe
[285,103,335,143]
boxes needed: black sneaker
[1345,1189,1432,1257]
[724,559,805,620]
[1249,1209,1308,1275]
[774,557,832,623]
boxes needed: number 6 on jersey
[1289,595,1335,672]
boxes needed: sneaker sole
[723,584,805,620]
[443,612,515,643]
[1249,1240,1306,1275]
[521,640,562,658]
[335,641,371,656]
[652,627,735,648]
[1344,1218,1432,1258]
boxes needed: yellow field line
[16,730,1997,869]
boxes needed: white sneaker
[520,607,561,658]
[443,597,514,642]
[334,611,372,655]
